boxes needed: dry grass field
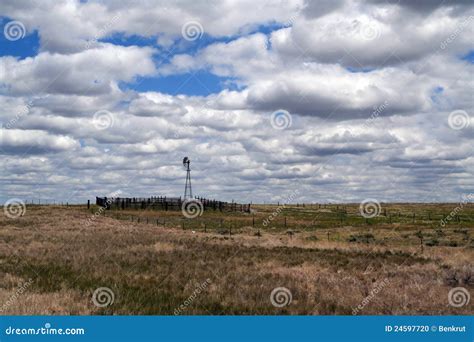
[0,203,473,315]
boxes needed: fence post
[87,200,90,209]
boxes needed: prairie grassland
[0,204,473,315]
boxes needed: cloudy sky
[0,0,473,204]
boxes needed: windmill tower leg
[183,158,193,199]
[187,168,192,198]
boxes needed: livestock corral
[0,201,473,315]
[95,196,251,213]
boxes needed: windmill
[183,157,192,199]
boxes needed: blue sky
[0,21,40,58]
[2,15,471,99]
[0,22,234,96]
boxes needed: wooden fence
[96,196,251,212]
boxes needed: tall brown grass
[0,205,472,315]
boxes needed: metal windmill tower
[183,157,192,199]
